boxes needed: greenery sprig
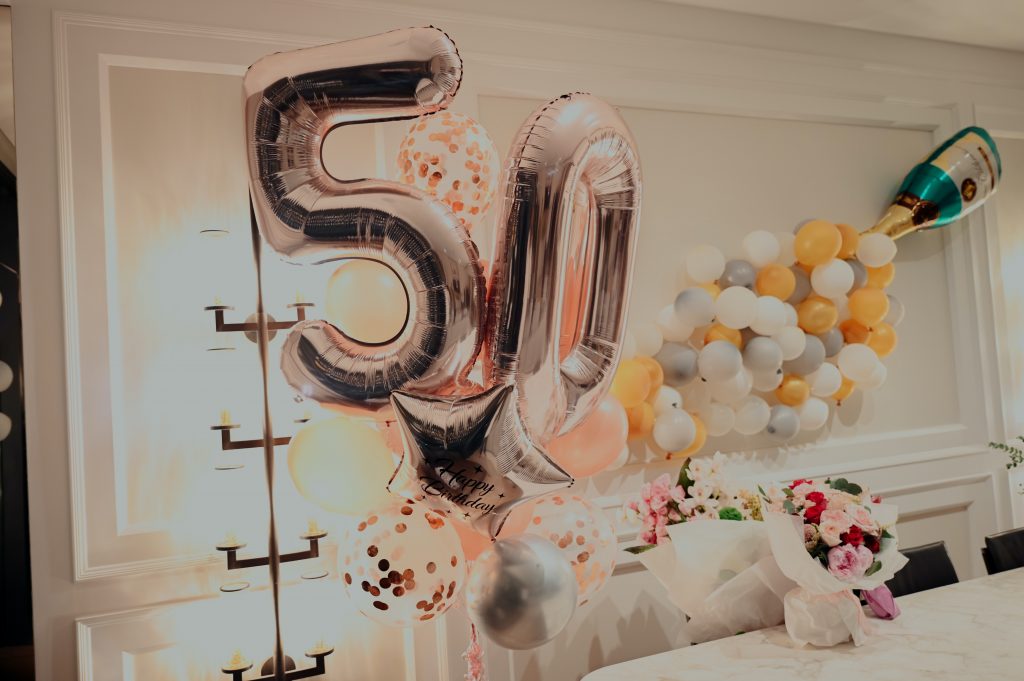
[988,437,1024,470]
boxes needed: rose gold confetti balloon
[397,111,499,233]
[523,494,616,605]
[339,500,466,627]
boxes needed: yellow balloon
[755,264,796,300]
[832,376,856,403]
[610,359,652,409]
[704,323,743,348]
[668,414,707,460]
[288,417,397,515]
[848,288,889,327]
[698,282,722,300]
[634,356,665,399]
[865,262,895,289]
[839,318,873,345]
[867,322,898,357]
[797,295,839,334]
[795,220,842,267]
[776,374,810,406]
[626,401,655,440]
[836,223,860,260]
[324,260,409,344]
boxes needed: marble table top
[584,568,1024,681]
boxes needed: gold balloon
[776,374,810,406]
[288,417,397,515]
[849,288,889,327]
[836,223,860,260]
[634,356,665,398]
[698,282,721,300]
[610,359,652,409]
[704,323,743,348]
[865,263,895,289]
[668,413,707,460]
[626,401,655,440]
[755,263,796,300]
[797,295,839,335]
[324,259,409,344]
[832,376,856,403]
[839,319,873,345]
[867,322,898,357]
[795,220,842,267]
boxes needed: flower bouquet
[625,454,907,646]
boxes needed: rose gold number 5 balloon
[486,93,642,443]
[244,27,485,416]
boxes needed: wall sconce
[221,645,334,681]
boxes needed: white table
[584,568,1024,681]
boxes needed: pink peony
[827,544,874,582]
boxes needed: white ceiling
[661,0,1024,52]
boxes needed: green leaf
[784,487,795,498]
[829,478,863,495]
[718,506,743,521]
[624,544,658,555]
[783,500,796,514]
[677,463,694,491]
[864,560,882,577]
[757,484,767,497]
[881,528,893,539]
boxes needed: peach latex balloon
[867,322,898,357]
[626,401,656,440]
[610,359,652,409]
[324,259,409,345]
[704,323,743,348]
[548,396,629,477]
[775,375,811,406]
[836,223,860,260]
[797,295,839,335]
[755,263,796,300]
[849,288,890,327]
[795,220,842,267]
[865,263,895,289]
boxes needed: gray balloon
[655,343,699,386]
[783,334,825,376]
[719,259,756,290]
[765,404,800,441]
[846,259,867,291]
[465,535,578,650]
[743,336,783,373]
[787,267,811,305]
[817,328,843,358]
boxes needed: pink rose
[819,509,854,532]
[818,519,845,547]
[847,504,877,532]
[827,544,870,582]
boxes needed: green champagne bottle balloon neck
[867,126,1002,240]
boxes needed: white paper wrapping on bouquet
[638,520,795,643]
[764,505,908,647]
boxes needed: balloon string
[463,622,486,681]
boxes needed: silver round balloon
[244,28,485,414]
[743,336,783,374]
[787,267,811,305]
[465,535,578,650]
[655,343,699,386]
[817,328,843,358]
[783,334,825,376]
[845,259,868,291]
[485,93,642,443]
[764,404,800,441]
[718,259,756,290]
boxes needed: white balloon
[810,259,854,298]
[632,323,663,357]
[701,402,735,437]
[656,304,695,343]
[743,336,783,373]
[885,294,905,327]
[605,445,632,472]
[797,397,830,431]
[653,408,697,452]
[774,231,797,266]
[742,230,780,268]
[734,395,771,435]
[709,368,753,404]
[698,340,742,382]
[0,413,10,442]
[621,331,637,361]
[783,303,798,327]
[808,363,842,397]
[860,361,888,391]
[749,296,786,336]
[674,288,716,328]
[773,326,807,361]
[682,380,712,412]
[0,361,13,392]
[716,286,758,330]
[856,233,897,268]
[833,294,851,323]
[837,343,879,383]
[752,369,783,391]
[686,244,726,284]
[652,385,684,415]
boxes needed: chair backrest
[886,541,959,598]
[983,527,1024,574]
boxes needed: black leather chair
[886,541,959,598]
[982,528,1024,574]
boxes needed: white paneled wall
[11,0,1024,679]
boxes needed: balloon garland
[610,126,1002,456]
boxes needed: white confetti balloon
[742,230,780,268]
[773,326,807,361]
[837,343,879,383]
[698,340,743,382]
[653,408,697,451]
[631,323,663,357]
[709,367,753,404]
[810,259,854,299]
[856,233,897,268]
[652,385,684,415]
[686,244,726,284]
[701,402,736,437]
[808,363,842,397]
[716,286,758,330]
[734,395,771,435]
[775,231,797,266]
[656,304,695,343]
[674,288,716,328]
[749,296,786,336]
[797,397,830,431]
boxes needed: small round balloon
[718,259,757,290]
[340,500,466,626]
[709,367,754,404]
[548,396,628,478]
[655,344,699,387]
[652,408,697,451]
[765,404,800,441]
[465,535,578,650]
[734,395,771,435]
[755,263,796,300]
[396,111,499,232]
[524,495,617,605]
[610,359,652,408]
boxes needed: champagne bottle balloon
[867,126,1002,240]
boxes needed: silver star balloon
[388,383,573,538]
